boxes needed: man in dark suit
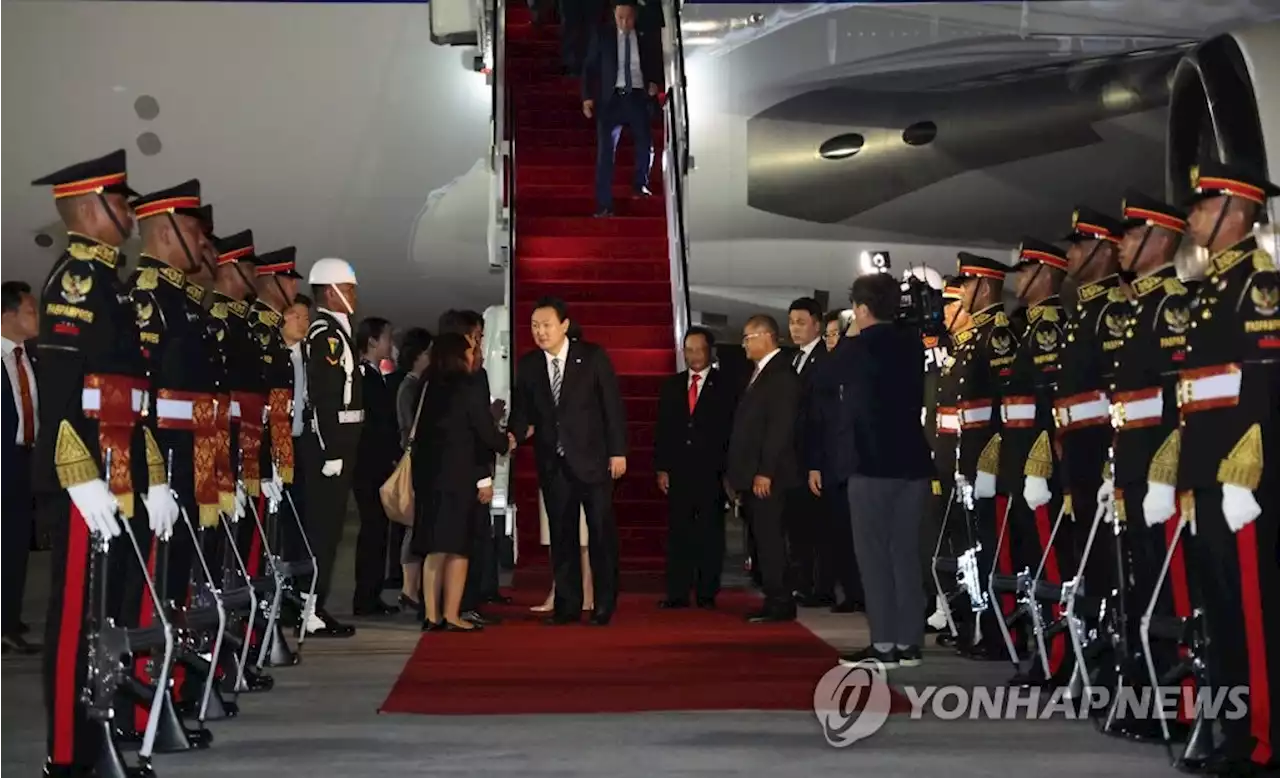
[581,0,662,218]
[727,314,801,622]
[816,273,935,668]
[784,297,834,607]
[654,327,736,609]
[509,296,628,625]
[2,281,41,654]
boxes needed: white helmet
[308,257,358,285]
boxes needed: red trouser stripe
[134,539,160,732]
[1033,504,1067,675]
[53,506,91,765]
[1236,521,1272,765]
[1164,512,1195,723]
[995,495,1016,619]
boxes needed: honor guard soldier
[1173,159,1280,774]
[1054,206,1126,679]
[249,247,301,520]
[950,252,1011,659]
[998,237,1069,686]
[299,258,364,638]
[209,230,261,513]
[931,278,970,646]
[31,150,179,777]
[1102,191,1196,740]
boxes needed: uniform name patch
[46,303,95,323]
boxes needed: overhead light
[902,121,937,147]
[819,133,865,160]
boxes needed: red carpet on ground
[381,592,859,715]
[507,4,673,578]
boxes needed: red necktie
[13,346,35,445]
[688,373,700,415]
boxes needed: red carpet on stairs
[507,5,673,577]
[379,592,875,715]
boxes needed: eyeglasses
[741,332,768,345]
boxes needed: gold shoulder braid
[67,240,120,268]
[1024,431,1053,479]
[144,428,167,487]
[1217,424,1263,491]
[1148,430,1180,486]
[55,420,100,488]
[977,433,1002,475]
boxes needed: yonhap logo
[812,660,892,747]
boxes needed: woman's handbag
[380,380,427,527]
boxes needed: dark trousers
[594,89,653,211]
[461,505,499,611]
[542,457,618,617]
[664,474,725,603]
[1194,484,1280,767]
[557,0,590,69]
[744,490,791,614]
[42,493,100,769]
[785,486,829,599]
[3,447,35,634]
[824,481,863,604]
[298,432,354,610]
[351,475,391,607]
[848,476,930,646]
[153,429,198,607]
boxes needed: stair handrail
[661,0,693,370]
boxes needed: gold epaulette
[977,434,1001,474]
[1252,247,1276,273]
[144,428,166,487]
[1217,424,1263,491]
[1148,430,1180,486]
[1024,431,1053,479]
[55,421,99,488]
[68,240,120,268]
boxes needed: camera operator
[812,273,935,668]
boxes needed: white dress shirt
[793,337,821,373]
[688,366,710,400]
[614,28,645,90]
[290,342,307,437]
[2,336,38,444]
[750,348,782,385]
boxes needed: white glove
[142,484,179,540]
[1023,475,1052,511]
[322,459,343,477]
[974,471,996,499]
[1222,484,1262,533]
[262,476,283,504]
[1096,478,1116,523]
[68,479,121,538]
[1142,482,1177,527]
[232,482,248,523]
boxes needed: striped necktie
[551,357,564,455]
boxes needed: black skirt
[411,488,479,557]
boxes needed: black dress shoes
[542,612,580,626]
[830,600,863,614]
[587,610,612,627]
[307,609,356,638]
[657,599,689,609]
[353,599,400,617]
[462,609,501,626]
[1,633,41,655]
[746,609,796,624]
[696,598,716,609]
[444,620,484,633]
[485,593,514,605]
[422,619,444,632]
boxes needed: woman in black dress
[410,332,513,631]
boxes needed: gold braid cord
[1217,424,1263,492]
[1024,430,1053,479]
[977,433,1002,475]
[55,421,100,489]
[1148,430,1181,486]
[144,427,166,487]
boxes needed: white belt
[1178,371,1242,410]
[1116,394,1162,423]
[230,400,242,419]
[937,413,960,433]
[1001,403,1036,422]
[338,410,365,424]
[82,388,145,414]
[1066,399,1109,423]
[959,406,991,425]
[156,398,193,421]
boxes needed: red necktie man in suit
[2,280,42,654]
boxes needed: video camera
[897,271,947,339]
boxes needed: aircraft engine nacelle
[1167,20,1280,249]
